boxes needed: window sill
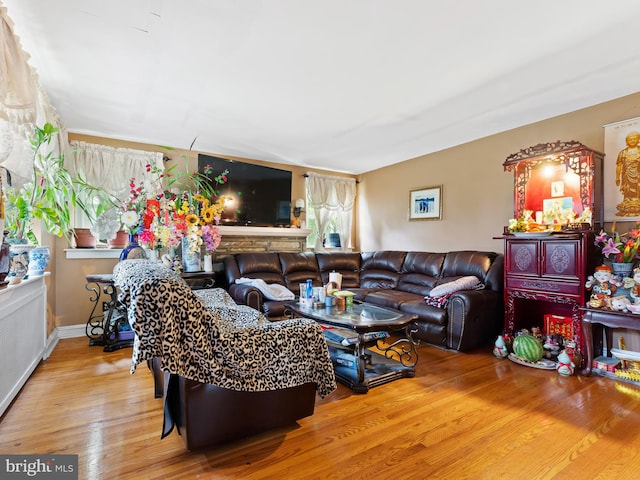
[65,248,122,260]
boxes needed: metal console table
[85,273,133,352]
[85,271,220,352]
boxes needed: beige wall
[358,91,640,253]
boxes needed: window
[67,141,164,241]
[305,172,356,250]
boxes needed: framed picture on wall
[409,185,442,221]
[604,116,640,220]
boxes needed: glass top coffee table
[285,301,419,393]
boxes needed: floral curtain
[306,172,357,250]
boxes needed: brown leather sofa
[224,250,504,352]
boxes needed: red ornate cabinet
[502,141,604,368]
[503,231,598,361]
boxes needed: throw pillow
[428,276,483,298]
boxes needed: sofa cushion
[363,290,423,310]
[233,253,286,286]
[399,300,448,326]
[401,251,445,277]
[279,252,323,290]
[396,251,445,296]
[345,287,377,302]
[316,252,361,288]
[440,251,498,284]
[360,251,407,289]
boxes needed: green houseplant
[4,122,115,245]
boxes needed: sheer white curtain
[66,141,164,228]
[67,141,163,199]
[306,172,357,250]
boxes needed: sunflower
[185,213,199,226]
[193,194,209,208]
[201,206,215,224]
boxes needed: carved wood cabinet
[503,231,597,362]
[502,140,604,369]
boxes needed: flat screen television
[198,154,292,227]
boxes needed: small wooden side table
[580,307,640,375]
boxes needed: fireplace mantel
[66,227,312,259]
[216,226,311,255]
[218,226,310,238]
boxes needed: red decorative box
[592,355,621,373]
[544,314,574,340]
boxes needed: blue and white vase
[611,262,634,279]
[27,245,50,276]
[119,234,147,261]
[7,240,34,283]
[181,237,201,272]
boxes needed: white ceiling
[4,0,640,174]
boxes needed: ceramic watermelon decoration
[513,334,544,362]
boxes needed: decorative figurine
[629,267,640,304]
[493,335,509,358]
[576,207,592,225]
[628,303,640,314]
[585,265,620,308]
[556,350,575,376]
[611,295,631,312]
[543,334,563,359]
[564,341,582,370]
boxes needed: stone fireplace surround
[65,226,312,260]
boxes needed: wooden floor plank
[2,337,640,479]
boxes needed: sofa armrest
[228,283,264,312]
[446,289,501,351]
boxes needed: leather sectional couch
[224,250,504,352]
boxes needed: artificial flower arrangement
[119,161,229,262]
[594,222,640,263]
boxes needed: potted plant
[4,122,116,245]
[3,123,117,274]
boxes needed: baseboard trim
[56,323,87,339]
[45,324,86,359]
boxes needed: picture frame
[409,185,442,221]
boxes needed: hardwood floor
[1,337,640,479]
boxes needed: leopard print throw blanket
[113,259,336,397]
